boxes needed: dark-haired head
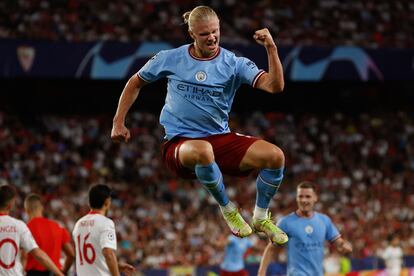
[89,184,112,210]
[0,185,17,211]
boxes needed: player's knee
[193,142,214,164]
[180,140,214,167]
[266,146,285,168]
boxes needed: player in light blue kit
[220,235,254,276]
[111,5,287,244]
[258,181,353,276]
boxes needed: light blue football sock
[195,162,229,206]
[255,167,284,209]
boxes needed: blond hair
[182,6,218,31]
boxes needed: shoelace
[226,210,242,224]
[256,212,278,231]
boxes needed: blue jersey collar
[188,44,221,61]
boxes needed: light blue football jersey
[277,212,340,276]
[138,44,264,139]
[220,235,253,272]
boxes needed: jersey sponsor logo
[177,83,222,103]
[305,225,314,234]
[195,71,207,82]
[294,241,323,251]
[176,84,221,97]
[183,93,213,102]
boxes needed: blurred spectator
[0,109,413,269]
[339,255,352,274]
[0,1,412,48]
[323,250,341,275]
[380,234,404,276]
[218,234,256,275]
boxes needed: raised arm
[253,28,284,94]
[29,248,64,276]
[258,242,281,276]
[111,74,147,143]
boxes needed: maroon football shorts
[161,132,260,179]
[220,269,249,276]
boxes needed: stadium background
[1,0,414,275]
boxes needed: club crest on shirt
[195,71,207,82]
[305,225,314,234]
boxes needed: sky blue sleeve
[324,215,340,241]
[236,57,265,87]
[138,50,170,83]
[277,216,288,233]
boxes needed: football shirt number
[0,238,18,269]
[77,233,96,265]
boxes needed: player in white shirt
[0,184,63,276]
[382,235,403,276]
[72,184,135,276]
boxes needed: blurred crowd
[0,0,413,48]
[0,109,414,270]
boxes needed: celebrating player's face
[190,17,220,58]
[296,188,317,214]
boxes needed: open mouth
[206,41,217,50]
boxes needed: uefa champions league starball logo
[195,71,207,82]
[305,225,314,234]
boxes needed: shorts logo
[195,71,207,82]
[305,225,314,234]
